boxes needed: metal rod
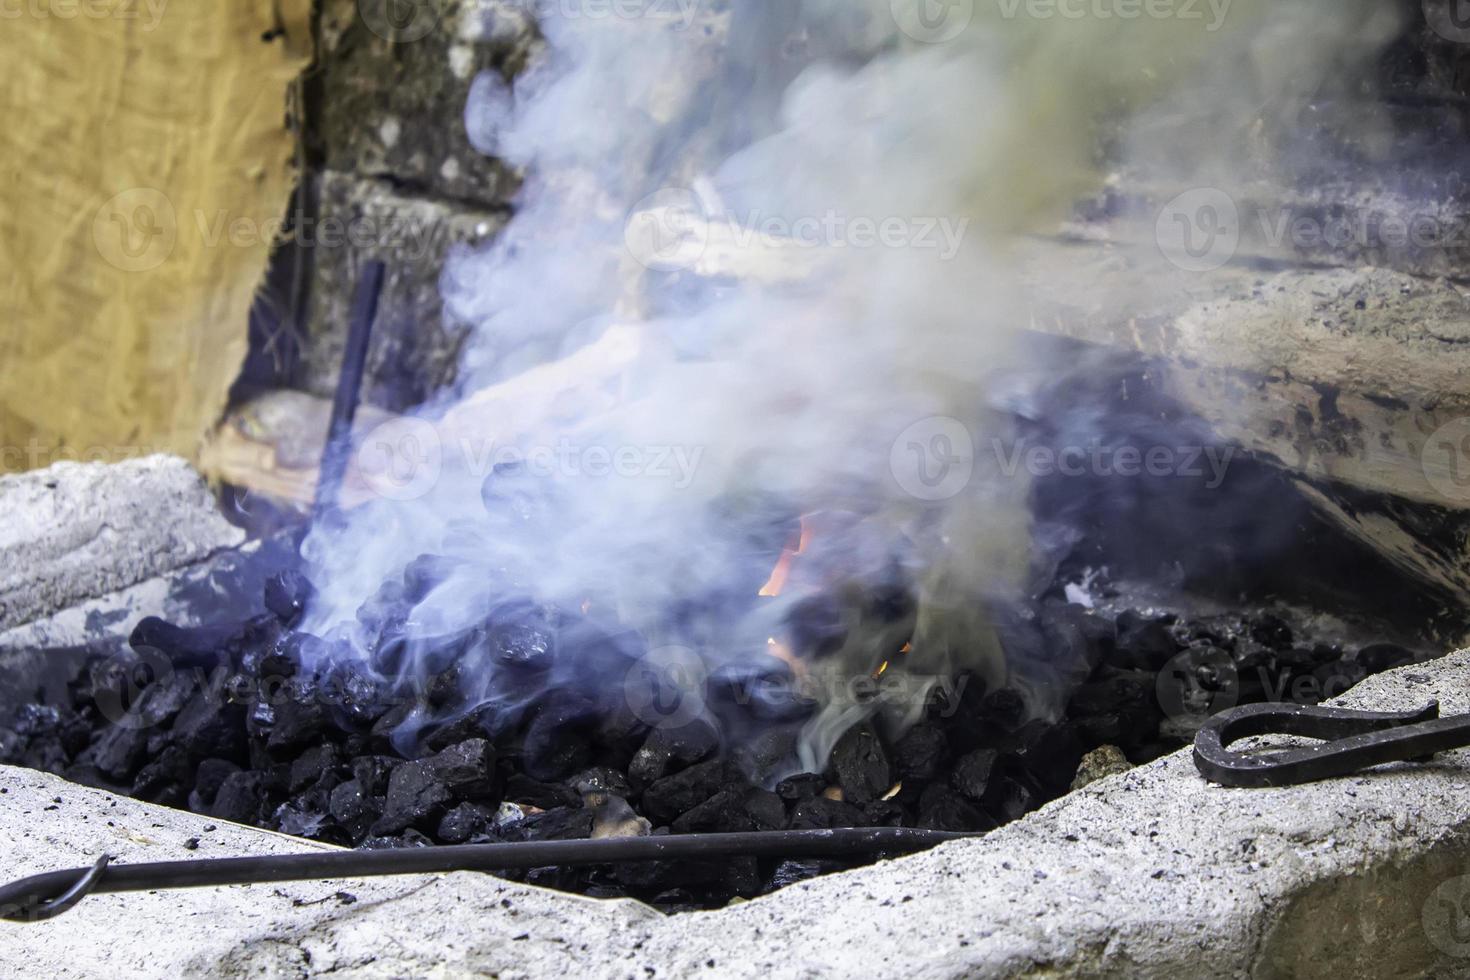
[314,259,386,514]
[0,828,974,922]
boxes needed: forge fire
[2,1,1470,977]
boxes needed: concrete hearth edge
[0,456,243,633]
[1,652,1469,978]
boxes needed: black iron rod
[0,828,974,922]
[314,259,386,514]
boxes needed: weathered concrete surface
[1020,239,1470,603]
[0,765,659,978]
[0,532,301,715]
[0,457,243,634]
[4,651,1470,977]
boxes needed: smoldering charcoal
[0,532,1424,910]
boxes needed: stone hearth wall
[286,0,536,412]
[283,2,1469,418]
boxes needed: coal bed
[0,561,1431,912]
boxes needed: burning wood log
[200,324,647,510]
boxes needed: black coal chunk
[733,728,799,785]
[768,859,843,890]
[191,758,242,811]
[1007,722,1085,797]
[1039,598,1113,675]
[917,784,992,832]
[893,724,948,783]
[264,570,316,626]
[521,696,597,781]
[172,684,249,764]
[328,779,382,840]
[706,657,815,724]
[351,756,402,796]
[368,700,417,753]
[437,802,496,844]
[503,807,594,842]
[88,666,195,733]
[1356,643,1415,674]
[320,663,393,729]
[503,773,581,810]
[273,799,330,838]
[671,787,785,834]
[358,833,433,850]
[1110,611,1180,671]
[422,708,496,753]
[641,759,739,826]
[373,764,452,836]
[950,749,1000,803]
[266,693,330,757]
[129,615,276,669]
[487,615,557,672]
[289,743,345,793]
[131,745,192,802]
[570,766,632,800]
[212,770,271,824]
[1249,613,1294,650]
[979,689,1027,733]
[829,723,892,806]
[627,721,718,787]
[87,724,149,783]
[987,772,1041,823]
[425,739,499,798]
[402,554,467,603]
[788,797,866,830]
[373,739,498,835]
[775,773,827,802]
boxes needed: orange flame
[757,517,812,598]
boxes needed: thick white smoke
[301,0,1401,766]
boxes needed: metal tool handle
[1194,701,1470,788]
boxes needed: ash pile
[0,551,1418,912]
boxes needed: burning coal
[298,0,1400,777]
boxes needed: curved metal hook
[1194,701,1470,788]
[0,855,111,922]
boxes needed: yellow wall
[0,0,312,472]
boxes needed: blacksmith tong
[1194,701,1470,788]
